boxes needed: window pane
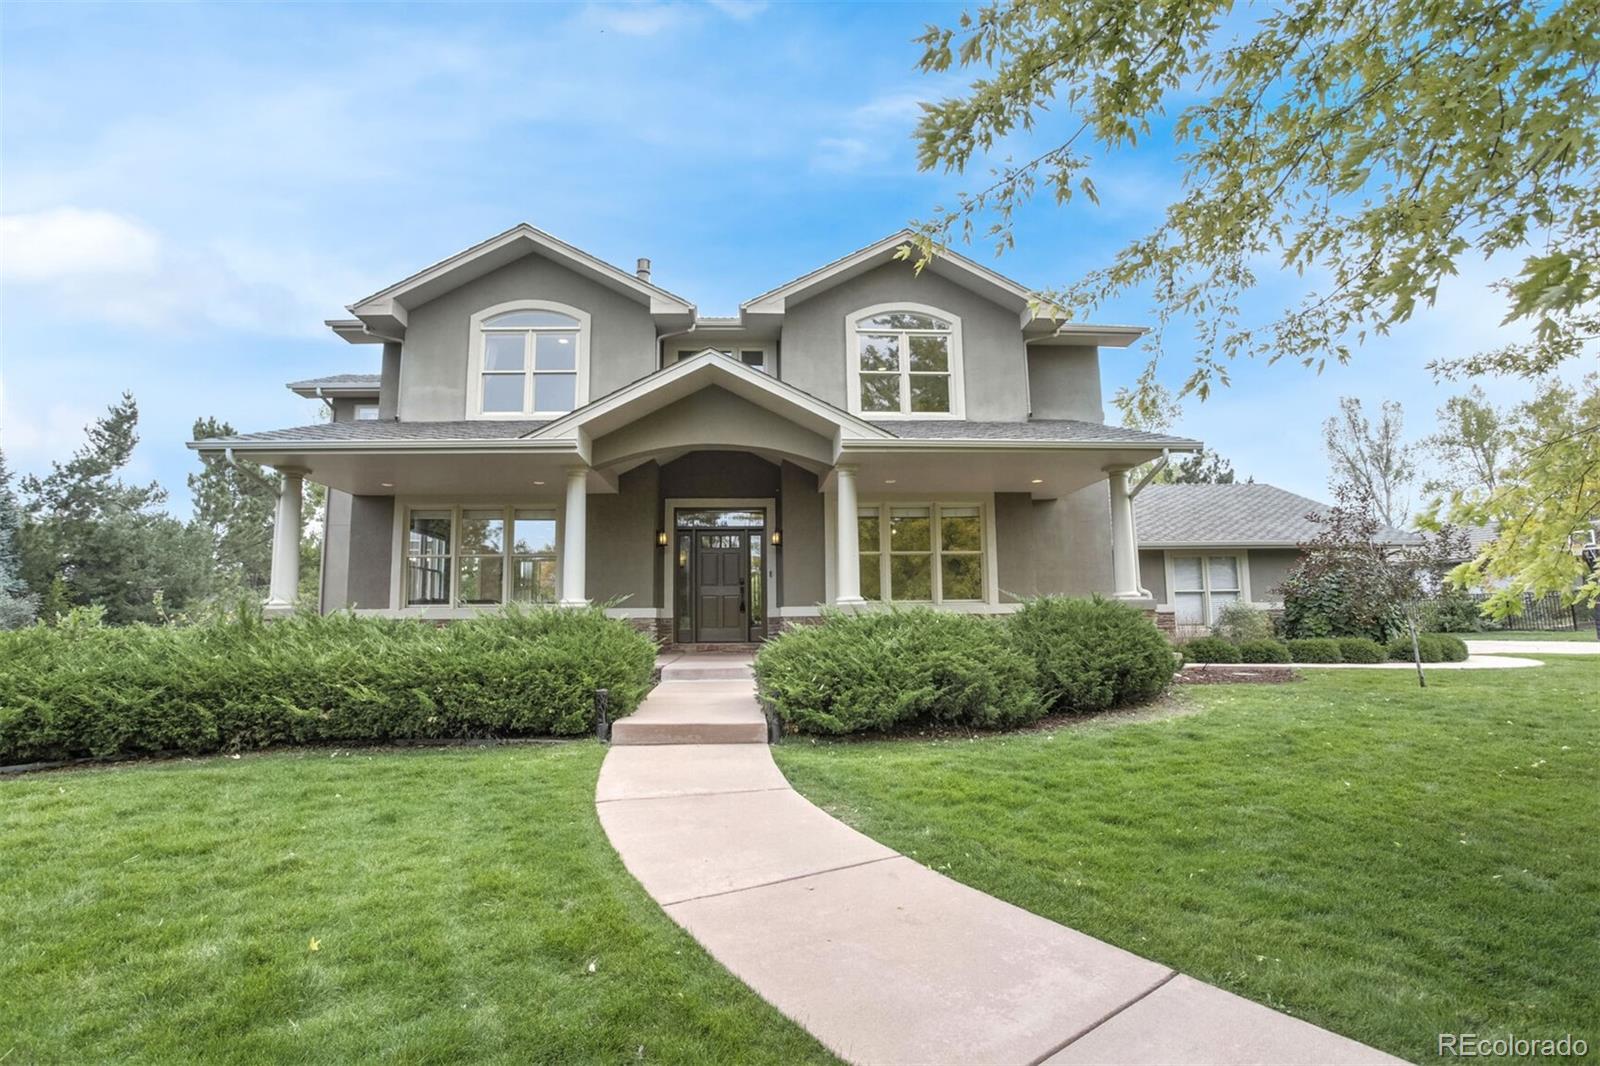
[909,334,949,372]
[857,513,880,553]
[459,510,504,554]
[1208,556,1241,591]
[457,556,505,605]
[1208,590,1240,621]
[676,509,764,528]
[749,538,764,628]
[861,311,949,330]
[511,558,558,603]
[1175,590,1206,625]
[910,375,950,413]
[859,373,900,412]
[740,350,767,372]
[354,404,379,420]
[941,508,981,551]
[512,512,556,554]
[941,554,983,600]
[408,511,451,555]
[858,334,900,372]
[889,554,932,600]
[533,373,576,412]
[407,557,450,605]
[483,373,525,412]
[1173,556,1204,592]
[485,309,579,328]
[860,552,881,600]
[535,331,577,370]
[889,507,931,551]
[484,333,526,371]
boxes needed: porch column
[560,466,589,606]
[1107,466,1147,600]
[835,464,864,604]
[265,466,307,611]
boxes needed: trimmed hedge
[1183,636,1240,663]
[1287,638,1343,663]
[1239,638,1293,663]
[1336,637,1387,664]
[1005,596,1178,714]
[755,608,1041,734]
[0,607,657,764]
[1388,633,1471,663]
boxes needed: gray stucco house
[191,224,1201,643]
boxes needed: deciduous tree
[1323,397,1416,527]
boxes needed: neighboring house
[190,224,1199,644]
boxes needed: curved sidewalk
[597,675,1404,1065]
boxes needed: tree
[1323,397,1416,527]
[0,449,39,628]
[1170,451,1239,485]
[1280,484,1468,685]
[188,417,277,593]
[907,0,1599,388]
[19,394,212,624]
[1433,374,1600,615]
[1424,386,1511,497]
[1110,376,1245,484]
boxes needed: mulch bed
[1175,664,1303,685]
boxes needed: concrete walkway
[1183,654,1541,673]
[597,658,1403,1065]
[1465,638,1600,656]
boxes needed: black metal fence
[1456,591,1587,632]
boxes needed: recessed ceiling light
[533,480,545,486]
[1031,478,1044,484]
[884,479,896,484]
[380,482,394,488]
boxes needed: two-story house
[190,224,1199,643]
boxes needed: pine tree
[0,449,39,628]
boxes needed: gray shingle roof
[287,373,382,391]
[871,419,1196,445]
[210,420,550,443]
[1135,483,1333,547]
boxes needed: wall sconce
[656,530,669,547]
[770,530,782,547]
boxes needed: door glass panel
[699,533,742,549]
[748,536,764,634]
[676,532,693,642]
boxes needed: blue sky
[0,0,1561,518]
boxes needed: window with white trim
[405,505,558,607]
[1172,555,1243,626]
[353,403,379,421]
[848,308,961,417]
[476,307,583,416]
[857,502,985,602]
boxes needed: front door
[694,532,748,642]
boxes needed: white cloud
[0,207,161,283]
[582,2,690,36]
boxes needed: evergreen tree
[0,449,39,628]
[188,417,277,593]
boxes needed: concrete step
[610,719,768,745]
[659,663,754,681]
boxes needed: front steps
[655,652,756,683]
[611,657,766,745]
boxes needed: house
[190,224,1200,644]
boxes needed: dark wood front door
[694,531,748,642]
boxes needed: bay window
[857,502,986,603]
[406,505,559,607]
[1171,554,1244,627]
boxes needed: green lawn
[1473,628,1597,641]
[1,743,832,1065]
[775,659,1600,1064]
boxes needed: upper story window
[846,304,964,419]
[469,301,590,418]
[677,347,770,374]
[353,403,379,421]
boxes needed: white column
[561,466,588,606]
[835,464,864,605]
[265,466,307,611]
[1107,467,1147,600]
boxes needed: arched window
[469,301,589,417]
[846,304,964,418]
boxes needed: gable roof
[740,229,1145,346]
[337,224,695,342]
[1135,483,1420,548]
[287,373,381,399]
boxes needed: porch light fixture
[656,530,669,547]
[770,530,782,547]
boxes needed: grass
[1472,628,1596,641]
[775,659,1600,1064]
[1,743,832,1065]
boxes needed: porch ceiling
[833,443,1187,498]
[203,445,608,497]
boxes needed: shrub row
[754,597,1178,735]
[0,607,658,765]
[1181,633,1422,665]
[1387,633,1470,662]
